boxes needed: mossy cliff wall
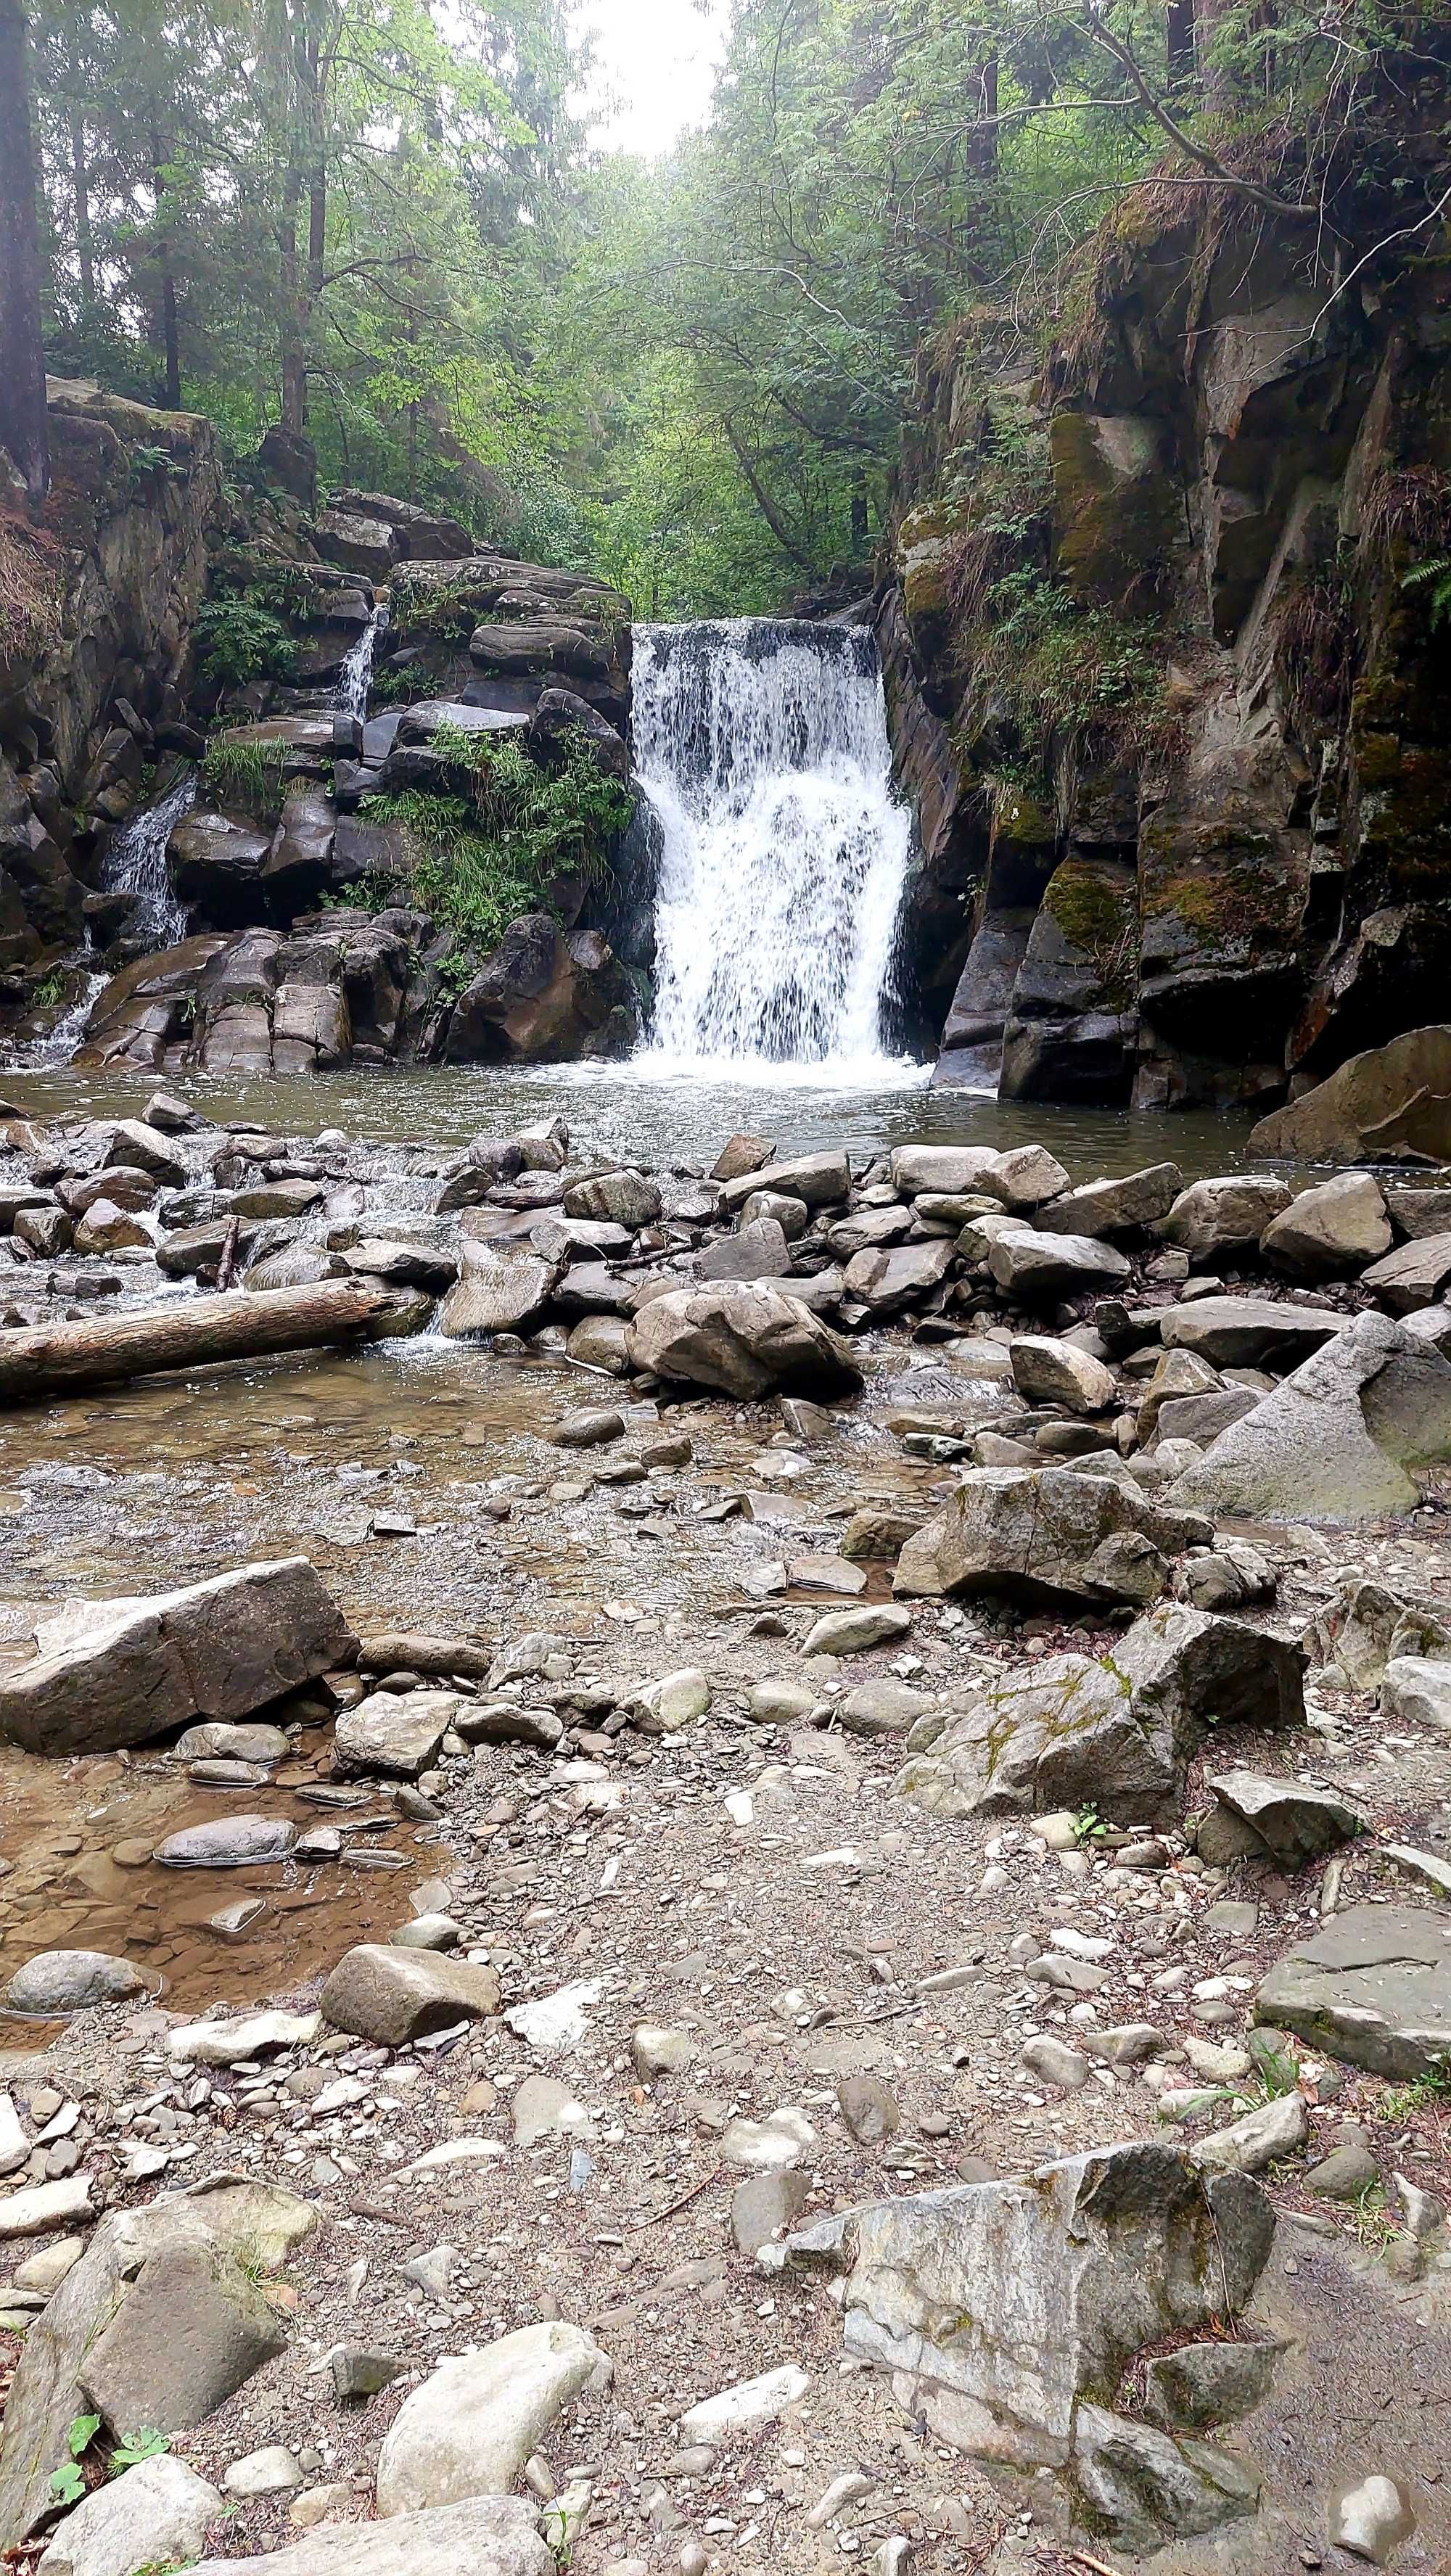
[881,201,1451,1109]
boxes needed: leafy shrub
[192,597,296,686]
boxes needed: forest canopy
[12,0,1451,614]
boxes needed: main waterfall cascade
[632,620,916,1074]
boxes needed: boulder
[1359,1229,1451,1314]
[321,1946,501,2044]
[977,1143,1071,1209]
[1159,1296,1343,1369]
[1381,1655,1451,1732]
[699,1218,792,1282]
[7,1951,148,2015]
[0,1560,354,1757]
[1311,1581,1451,1688]
[718,1150,851,1211]
[894,1466,1209,1608]
[189,2498,554,2576]
[1009,1336,1116,1413]
[168,811,272,929]
[562,1168,661,1227]
[765,2140,1273,2546]
[155,1816,297,1869]
[842,1238,955,1312]
[1168,1312,1451,1521]
[626,1283,863,1399]
[1206,1769,1365,1867]
[101,1119,186,1182]
[1249,1024,1451,1162]
[889,1145,1003,1198]
[1037,1164,1183,1237]
[437,1251,556,1337]
[1259,1173,1392,1279]
[445,918,637,1064]
[711,1132,775,1182]
[1256,1905,1451,2079]
[375,2323,603,2514]
[985,1225,1130,1299]
[36,2451,222,2576]
[332,1689,459,1779]
[0,2176,316,2544]
[1156,1176,1292,1261]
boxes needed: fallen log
[0,1279,432,1402]
[356,1631,497,1680]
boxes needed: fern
[1401,556,1451,631]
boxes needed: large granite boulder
[0,1559,354,1757]
[1250,1025,1451,1162]
[1168,1311,1451,1521]
[628,1283,863,1399]
[1257,1905,1451,2079]
[894,1465,1211,1608]
[444,916,637,1063]
[436,1248,557,1336]
[765,2141,1271,2549]
[0,2176,316,2544]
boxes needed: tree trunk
[721,415,815,572]
[149,123,181,407]
[355,1632,496,1679]
[1167,0,1196,89]
[0,0,50,503]
[970,54,999,181]
[70,108,95,303]
[0,1280,427,1404]
[277,159,308,433]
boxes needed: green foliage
[1072,1806,1109,1845]
[957,560,1167,789]
[192,598,297,688]
[49,2411,103,2503]
[110,2429,171,2474]
[1401,558,1451,633]
[361,728,629,961]
[200,733,290,820]
[1378,2067,1451,2122]
[128,443,182,487]
[33,968,68,1008]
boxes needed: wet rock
[766,2140,1271,2532]
[1206,1768,1365,1867]
[1008,1335,1116,1412]
[332,1688,459,1779]
[677,2364,810,2443]
[895,1465,1209,1608]
[1259,1172,1392,1277]
[627,1282,863,1399]
[1156,1175,1291,1260]
[321,1946,501,2044]
[437,1252,557,1337]
[1170,1312,1451,1521]
[731,2170,808,2255]
[986,1224,1130,1299]
[563,1168,662,1227]
[0,2176,315,2543]
[0,1558,354,1758]
[551,1406,625,1448]
[375,2321,604,2514]
[195,2497,554,2576]
[155,1814,297,1869]
[35,2451,223,2576]
[342,1238,458,1291]
[6,1951,147,2014]
[1256,1905,1451,2079]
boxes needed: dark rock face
[445,916,639,1065]
[881,209,1451,1108]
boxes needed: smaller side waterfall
[22,970,109,1069]
[633,620,914,1072]
[99,769,197,950]
[336,604,386,721]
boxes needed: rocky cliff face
[881,201,1451,1110]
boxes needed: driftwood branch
[0,1280,429,1403]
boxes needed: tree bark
[356,1632,497,1679]
[721,414,815,572]
[0,1280,427,1403]
[1167,0,1196,89]
[69,108,95,303]
[149,122,181,408]
[0,0,51,503]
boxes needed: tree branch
[1078,8,1317,223]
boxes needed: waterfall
[20,970,109,1069]
[633,619,913,1071]
[336,604,385,721]
[100,769,196,950]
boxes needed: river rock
[172,1721,289,1764]
[985,1224,1130,1299]
[375,2322,603,2514]
[712,1132,775,1182]
[1206,1768,1365,1867]
[765,2140,1271,2541]
[894,1465,1210,1607]
[843,1238,955,1312]
[1190,2091,1307,2174]
[320,1946,501,2044]
[699,1218,792,1281]
[677,2363,810,2443]
[1169,1311,1451,1521]
[802,1604,911,1656]
[1359,1228,1451,1314]
[190,2497,554,2576]
[332,1688,459,1779]
[0,2177,95,2238]
[1381,1655,1451,1731]
[1331,2472,1418,2564]
[1156,1175,1291,1260]
[1008,1335,1116,1412]
[437,1252,557,1336]
[1259,1172,1392,1278]
[718,1149,850,1210]
[563,1168,662,1227]
[627,1281,863,1398]
[0,1558,354,1758]
[6,1951,148,2014]
[564,1314,632,1373]
[1312,1581,1451,1687]
[731,2170,809,2255]
[0,2175,316,2544]
[155,1814,298,1869]
[1159,1296,1344,1369]
[889,1145,1003,1197]
[168,2009,319,2065]
[36,2451,223,2576]
[102,1118,186,1183]
[342,1238,458,1291]
[1256,1905,1451,2078]
[1249,1025,1451,1163]
[1037,1164,1183,1237]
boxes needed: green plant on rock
[192,598,297,687]
[33,967,67,1008]
[200,733,291,822]
[1073,1805,1108,1845]
[49,2412,102,2504]
[1400,557,1451,633]
[109,2429,171,2474]
[1378,2067,1451,2122]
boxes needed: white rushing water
[632,619,916,1077]
[99,768,197,950]
[335,604,385,721]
